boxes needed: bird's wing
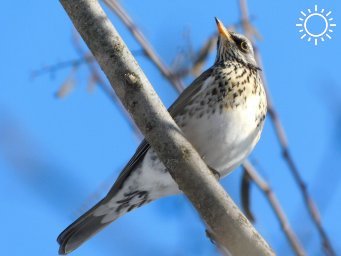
[57,68,214,255]
[105,67,214,199]
[106,139,150,198]
[168,68,214,116]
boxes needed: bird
[57,17,267,254]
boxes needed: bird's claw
[209,166,220,180]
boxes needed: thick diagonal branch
[59,0,273,255]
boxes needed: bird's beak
[215,17,233,42]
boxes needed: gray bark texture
[59,0,274,255]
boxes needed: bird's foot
[208,166,220,180]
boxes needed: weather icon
[296,5,336,46]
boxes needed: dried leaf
[86,74,97,93]
[55,75,75,98]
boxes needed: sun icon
[296,5,336,46]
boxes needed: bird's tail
[57,190,149,254]
[57,197,114,255]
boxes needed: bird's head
[215,18,258,68]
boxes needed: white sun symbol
[296,5,336,46]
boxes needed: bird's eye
[240,41,249,52]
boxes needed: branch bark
[59,0,273,255]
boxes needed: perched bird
[57,18,267,254]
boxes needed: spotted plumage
[57,18,267,255]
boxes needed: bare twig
[59,0,274,255]
[173,34,217,79]
[31,50,144,80]
[238,0,336,255]
[241,169,255,223]
[31,55,93,79]
[103,0,185,93]
[243,160,306,256]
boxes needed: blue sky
[0,0,340,255]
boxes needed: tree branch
[241,169,255,223]
[243,160,306,256]
[59,0,273,255]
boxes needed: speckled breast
[175,62,267,176]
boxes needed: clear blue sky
[0,0,340,255]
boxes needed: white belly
[180,94,262,176]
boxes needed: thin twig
[238,0,336,255]
[31,50,144,79]
[241,169,255,222]
[243,160,306,256]
[103,0,185,93]
[173,34,217,79]
[31,55,93,79]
